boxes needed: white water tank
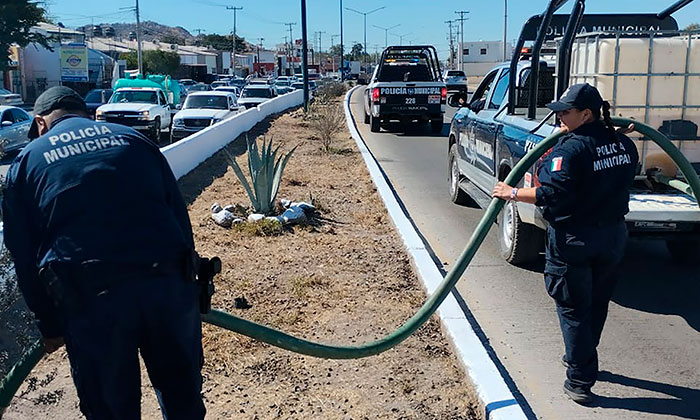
[570,34,700,170]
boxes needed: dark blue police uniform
[3,114,205,419]
[536,120,638,392]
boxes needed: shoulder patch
[551,156,563,172]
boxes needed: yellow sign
[60,43,88,81]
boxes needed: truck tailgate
[627,192,700,223]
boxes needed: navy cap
[28,86,87,139]
[546,83,603,113]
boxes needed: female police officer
[492,83,638,405]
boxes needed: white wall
[162,89,303,180]
[460,41,512,63]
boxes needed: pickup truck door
[157,90,171,127]
[462,69,500,192]
[471,68,511,191]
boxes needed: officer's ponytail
[601,101,616,135]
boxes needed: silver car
[0,88,23,107]
[0,106,32,153]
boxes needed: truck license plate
[428,95,441,104]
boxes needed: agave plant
[224,137,296,215]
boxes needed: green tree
[200,33,245,52]
[118,49,180,75]
[144,50,180,74]
[350,42,364,59]
[0,0,52,72]
[685,23,700,31]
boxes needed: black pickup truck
[362,46,446,133]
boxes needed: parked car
[0,88,23,107]
[210,81,229,90]
[443,69,468,93]
[187,83,211,92]
[171,91,242,142]
[84,89,113,118]
[213,86,241,97]
[248,78,273,86]
[230,78,246,89]
[96,87,172,143]
[238,85,276,109]
[0,106,32,152]
[179,79,197,92]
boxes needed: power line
[454,10,469,72]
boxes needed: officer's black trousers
[62,272,205,420]
[544,222,627,391]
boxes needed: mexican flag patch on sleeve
[551,156,563,172]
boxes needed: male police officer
[3,87,205,419]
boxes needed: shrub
[316,81,347,101]
[224,137,296,215]
[309,98,346,153]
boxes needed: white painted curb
[163,89,303,180]
[344,86,528,420]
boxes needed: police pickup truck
[96,87,172,144]
[448,2,700,264]
[363,46,446,133]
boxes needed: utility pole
[503,0,508,61]
[345,6,386,64]
[193,28,205,36]
[257,37,264,74]
[301,0,309,111]
[226,5,243,76]
[135,0,143,75]
[331,34,339,72]
[284,22,297,74]
[373,24,399,49]
[445,20,456,69]
[455,10,469,72]
[339,0,344,80]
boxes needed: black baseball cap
[28,86,87,139]
[546,83,603,113]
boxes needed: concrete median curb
[162,89,303,180]
[343,86,529,420]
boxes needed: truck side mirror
[469,99,485,113]
[448,93,468,108]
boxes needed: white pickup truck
[96,87,172,143]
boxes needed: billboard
[60,43,88,82]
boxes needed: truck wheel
[150,117,161,144]
[448,144,471,205]
[665,239,700,263]
[431,119,443,133]
[370,114,381,133]
[498,199,544,265]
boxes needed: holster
[188,251,221,314]
[38,263,84,318]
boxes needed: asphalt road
[350,87,700,420]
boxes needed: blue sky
[46,0,700,58]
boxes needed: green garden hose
[2,117,699,411]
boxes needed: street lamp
[373,24,400,49]
[345,6,385,62]
[391,32,412,45]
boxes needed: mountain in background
[75,21,252,51]
[77,21,196,44]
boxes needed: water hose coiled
[2,117,699,411]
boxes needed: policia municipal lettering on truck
[448,4,700,264]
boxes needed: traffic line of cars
[0,74,319,154]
